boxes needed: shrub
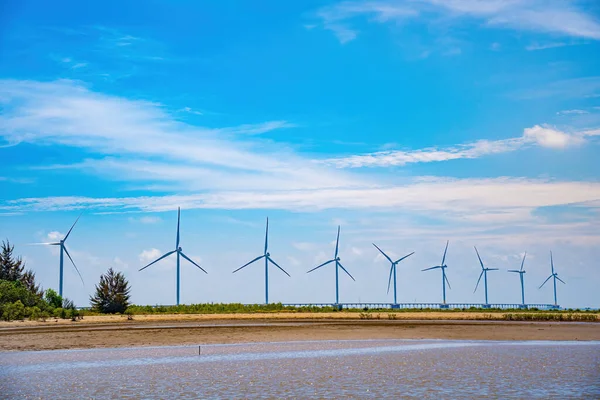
[2,300,26,321]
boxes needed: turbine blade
[507,270,521,273]
[474,246,484,270]
[556,276,566,284]
[444,273,451,290]
[422,266,441,272]
[233,255,265,273]
[474,270,484,293]
[337,261,355,281]
[387,265,393,294]
[441,240,449,265]
[520,252,527,271]
[28,242,61,246]
[264,217,269,255]
[539,275,553,289]
[307,259,335,274]
[550,251,554,274]
[488,268,499,271]
[268,257,291,277]
[180,251,207,274]
[372,243,393,264]
[63,212,82,242]
[139,250,176,271]
[395,251,415,264]
[176,207,181,249]
[63,246,84,286]
[334,226,340,259]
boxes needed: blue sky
[1,0,599,308]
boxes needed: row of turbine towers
[33,208,566,307]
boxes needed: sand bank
[1,314,598,351]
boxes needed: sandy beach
[1,312,598,351]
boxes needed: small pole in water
[199,345,201,355]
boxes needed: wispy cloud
[526,42,569,51]
[322,124,591,168]
[314,0,600,43]
[0,79,356,193]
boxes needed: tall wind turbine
[372,243,414,304]
[139,207,206,305]
[508,252,527,306]
[232,217,290,304]
[31,214,84,297]
[422,240,451,304]
[473,246,499,305]
[307,226,355,305]
[539,251,566,307]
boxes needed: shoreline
[1,315,599,351]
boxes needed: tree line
[0,240,131,321]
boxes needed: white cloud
[0,79,356,192]
[128,216,162,224]
[46,231,63,242]
[113,257,129,270]
[523,125,584,149]
[139,248,162,264]
[526,42,568,51]
[557,109,589,115]
[314,0,600,43]
[292,242,316,251]
[323,124,591,168]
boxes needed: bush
[28,306,41,321]
[2,300,26,321]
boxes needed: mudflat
[1,313,598,351]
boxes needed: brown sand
[1,313,598,351]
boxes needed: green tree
[44,288,63,308]
[0,240,25,281]
[90,267,131,313]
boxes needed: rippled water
[1,340,599,399]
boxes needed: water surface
[1,340,598,398]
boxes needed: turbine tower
[508,252,527,306]
[473,246,499,305]
[372,243,414,304]
[307,226,355,305]
[139,207,206,305]
[232,217,290,304]
[422,240,451,305]
[32,214,84,297]
[539,251,566,307]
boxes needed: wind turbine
[372,243,414,304]
[307,226,355,305]
[473,246,499,305]
[539,251,566,307]
[508,252,527,306]
[422,240,451,305]
[232,217,290,304]
[31,214,84,297]
[139,207,206,305]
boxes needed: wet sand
[1,314,598,351]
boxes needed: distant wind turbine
[422,240,451,304]
[139,207,206,305]
[30,214,84,297]
[473,246,499,305]
[539,251,566,307]
[372,243,414,304]
[508,252,527,306]
[307,226,355,305]
[232,217,290,304]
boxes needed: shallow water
[1,340,599,399]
